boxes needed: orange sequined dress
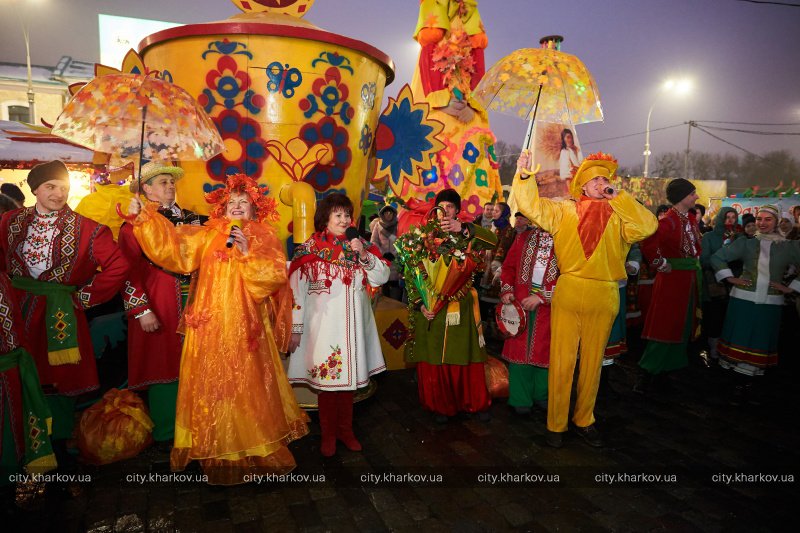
[133,204,308,485]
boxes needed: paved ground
[6,316,800,532]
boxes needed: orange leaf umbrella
[51,73,223,179]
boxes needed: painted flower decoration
[375,84,445,196]
[199,56,264,114]
[299,116,352,192]
[447,164,464,187]
[359,124,373,156]
[462,141,479,164]
[421,166,439,187]
[206,109,269,181]
[475,168,488,187]
[300,66,354,124]
[460,194,483,220]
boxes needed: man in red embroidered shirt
[635,178,701,393]
[0,160,129,455]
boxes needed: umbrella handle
[116,203,137,222]
[519,163,541,181]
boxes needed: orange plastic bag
[484,357,509,398]
[77,388,154,465]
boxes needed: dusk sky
[1,0,798,173]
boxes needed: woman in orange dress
[128,174,308,485]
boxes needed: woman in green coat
[711,204,800,400]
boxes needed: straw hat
[129,161,184,193]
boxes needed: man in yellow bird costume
[513,151,657,448]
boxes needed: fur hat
[379,205,397,217]
[666,178,696,205]
[27,160,69,192]
[130,161,184,193]
[0,183,25,204]
[570,153,618,199]
[434,188,461,211]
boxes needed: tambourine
[495,300,527,338]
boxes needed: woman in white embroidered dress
[287,194,389,457]
[558,128,583,180]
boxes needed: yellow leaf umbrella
[473,35,603,126]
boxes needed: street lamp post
[643,103,657,178]
[22,19,35,123]
[11,0,38,124]
[642,79,692,178]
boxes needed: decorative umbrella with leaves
[472,35,602,159]
[51,73,223,184]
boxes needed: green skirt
[718,297,781,368]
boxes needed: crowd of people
[1,155,799,493]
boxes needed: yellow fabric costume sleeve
[512,170,565,235]
[132,203,207,275]
[233,223,288,304]
[608,191,659,244]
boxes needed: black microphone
[345,227,360,241]
[225,220,242,248]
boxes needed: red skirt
[416,362,490,416]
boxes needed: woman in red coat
[499,223,559,414]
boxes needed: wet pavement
[6,321,800,532]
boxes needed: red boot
[336,391,362,452]
[317,391,337,457]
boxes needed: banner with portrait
[528,122,583,199]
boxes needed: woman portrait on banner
[711,204,800,405]
[127,174,308,485]
[559,128,583,181]
[287,193,389,457]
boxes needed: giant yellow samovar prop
[138,0,394,246]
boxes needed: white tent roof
[0,120,93,168]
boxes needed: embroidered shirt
[22,208,60,279]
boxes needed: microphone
[604,187,615,196]
[226,220,242,248]
[345,227,360,242]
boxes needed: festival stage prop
[374,85,445,197]
[137,0,394,247]
[383,0,502,219]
